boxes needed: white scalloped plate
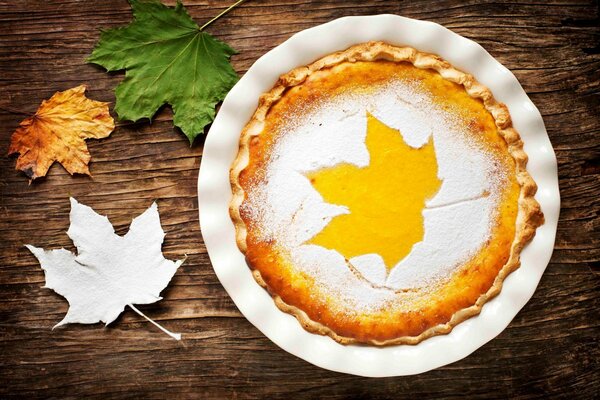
[198,15,559,377]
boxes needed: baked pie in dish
[229,41,544,345]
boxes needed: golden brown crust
[229,41,544,346]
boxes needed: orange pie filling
[233,50,539,344]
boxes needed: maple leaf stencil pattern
[307,113,442,271]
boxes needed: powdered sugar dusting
[244,79,505,312]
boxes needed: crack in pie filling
[230,42,544,345]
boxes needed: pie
[229,42,544,345]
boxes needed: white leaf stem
[128,304,181,341]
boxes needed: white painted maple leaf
[27,198,183,340]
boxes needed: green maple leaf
[87,0,239,143]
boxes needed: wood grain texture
[0,0,598,398]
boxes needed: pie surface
[229,42,544,345]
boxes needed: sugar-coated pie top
[230,42,544,345]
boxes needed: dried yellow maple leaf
[308,113,442,270]
[8,85,114,180]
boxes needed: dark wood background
[1,0,598,398]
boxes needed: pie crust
[229,41,544,345]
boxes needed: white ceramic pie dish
[198,15,560,377]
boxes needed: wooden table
[1,0,598,398]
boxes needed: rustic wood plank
[0,0,598,398]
